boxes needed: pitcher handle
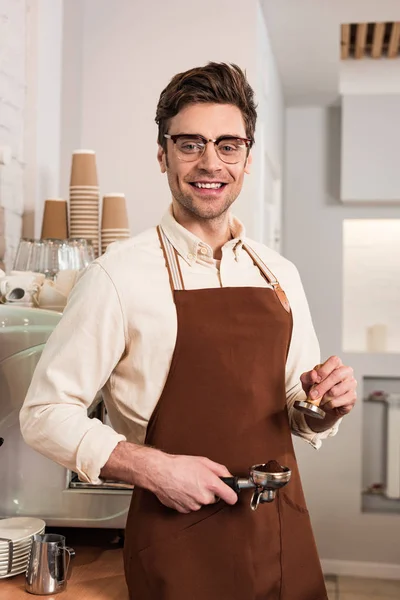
[64,546,75,580]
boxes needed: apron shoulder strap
[243,242,291,313]
[157,226,185,292]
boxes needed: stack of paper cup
[69,150,100,256]
[41,199,68,240]
[100,194,130,254]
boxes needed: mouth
[188,181,228,195]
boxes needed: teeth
[194,182,223,189]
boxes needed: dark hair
[155,62,257,150]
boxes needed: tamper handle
[220,476,240,495]
[307,363,323,406]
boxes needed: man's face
[157,103,252,221]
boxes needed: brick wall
[0,0,26,272]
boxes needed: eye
[182,142,201,151]
[220,144,236,152]
[217,139,242,154]
[177,138,205,153]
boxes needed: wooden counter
[0,528,129,600]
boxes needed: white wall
[343,219,400,353]
[59,0,83,197]
[59,0,284,242]
[0,0,26,271]
[341,95,400,202]
[0,0,63,271]
[284,106,400,569]
[24,0,63,240]
[254,2,284,248]
[340,59,400,96]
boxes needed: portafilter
[221,460,291,511]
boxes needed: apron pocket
[138,505,242,600]
[279,493,328,600]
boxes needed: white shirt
[20,207,339,484]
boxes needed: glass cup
[13,238,34,271]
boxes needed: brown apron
[124,226,327,600]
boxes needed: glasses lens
[216,138,247,164]
[175,136,205,162]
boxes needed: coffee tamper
[294,364,325,420]
[221,462,291,511]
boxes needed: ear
[244,151,252,175]
[157,145,167,173]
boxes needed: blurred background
[1,0,400,597]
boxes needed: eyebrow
[172,133,246,138]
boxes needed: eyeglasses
[164,133,253,164]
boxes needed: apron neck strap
[157,226,291,313]
[157,226,185,291]
[243,243,291,313]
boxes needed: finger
[319,377,357,406]
[300,369,320,388]
[201,491,221,506]
[176,506,191,514]
[314,356,343,381]
[323,390,357,413]
[211,478,238,505]
[160,497,191,514]
[309,366,354,401]
[201,458,232,478]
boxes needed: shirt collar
[160,204,246,265]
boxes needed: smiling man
[21,63,357,600]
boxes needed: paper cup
[69,150,98,187]
[41,199,68,240]
[70,207,98,212]
[70,185,99,190]
[69,193,99,198]
[101,194,129,229]
[70,199,99,205]
[101,228,130,233]
[69,218,98,223]
[101,235,130,242]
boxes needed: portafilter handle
[220,477,255,495]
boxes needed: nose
[197,142,223,172]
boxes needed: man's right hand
[145,452,239,513]
[101,442,238,514]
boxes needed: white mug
[38,281,68,309]
[54,269,79,297]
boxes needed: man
[21,63,357,600]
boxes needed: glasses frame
[164,133,253,164]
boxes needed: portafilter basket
[221,462,291,511]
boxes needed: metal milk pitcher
[25,534,75,595]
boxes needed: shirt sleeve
[284,263,341,448]
[19,262,127,483]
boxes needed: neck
[172,201,232,260]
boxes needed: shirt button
[199,247,208,256]
[187,253,194,260]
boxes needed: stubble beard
[167,174,240,222]
[173,189,237,221]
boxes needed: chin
[190,201,231,221]
[177,193,236,221]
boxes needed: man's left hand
[300,356,357,418]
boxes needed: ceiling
[261,0,400,105]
